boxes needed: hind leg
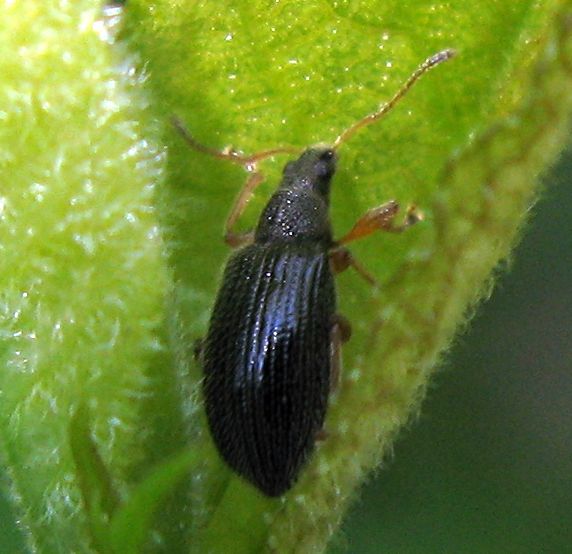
[193,338,204,364]
[330,314,352,393]
[315,316,352,444]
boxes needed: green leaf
[69,404,121,554]
[70,407,199,554]
[1,1,572,553]
[122,1,572,552]
[0,2,170,552]
[110,449,199,554]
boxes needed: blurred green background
[333,144,572,553]
[1,145,570,552]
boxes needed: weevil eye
[315,161,331,177]
[315,149,336,178]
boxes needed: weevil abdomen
[203,241,335,496]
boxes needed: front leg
[330,202,422,285]
[337,201,422,245]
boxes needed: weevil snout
[281,148,338,199]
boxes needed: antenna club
[428,48,456,67]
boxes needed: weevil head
[281,147,337,201]
[254,147,337,245]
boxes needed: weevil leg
[334,313,352,343]
[224,171,264,248]
[330,246,379,287]
[330,314,352,393]
[172,117,300,249]
[315,428,329,442]
[336,201,423,245]
[193,338,204,364]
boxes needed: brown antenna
[171,117,299,169]
[333,49,455,149]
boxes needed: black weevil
[174,49,454,497]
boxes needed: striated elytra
[204,149,339,496]
[176,49,454,496]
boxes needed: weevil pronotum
[174,49,454,497]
